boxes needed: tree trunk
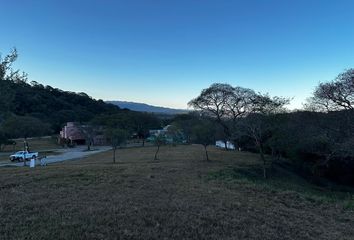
[154,145,160,160]
[23,140,26,166]
[113,147,116,164]
[224,139,228,151]
[271,147,275,158]
[204,145,209,161]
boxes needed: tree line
[175,69,353,185]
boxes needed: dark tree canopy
[188,83,234,121]
[1,116,52,139]
[188,83,249,144]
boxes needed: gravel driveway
[0,146,111,167]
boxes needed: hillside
[107,100,189,115]
[0,80,120,131]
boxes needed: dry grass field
[0,145,353,239]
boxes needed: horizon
[1,0,354,109]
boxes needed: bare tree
[239,95,290,178]
[191,120,215,161]
[105,128,127,164]
[226,87,258,145]
[226,87,256,121]
[154,134,165,160]
[307,69,354,111]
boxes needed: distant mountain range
[107,101,189,115]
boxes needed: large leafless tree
[188,83,256,149]
[306,69,354,111]
[189,83,289,178]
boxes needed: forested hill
[0,79,120,132]
[0,49,162,139]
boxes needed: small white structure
[215,140,235,150]
[40,157,47,166]
[30,159,36,168]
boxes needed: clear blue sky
[1,0,354,109]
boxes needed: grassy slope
[0,145,353,240]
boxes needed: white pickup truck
[9,151,39,162]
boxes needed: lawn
[0,145,353,239]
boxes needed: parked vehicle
[9,151,39,162]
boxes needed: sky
[1,0,354,109]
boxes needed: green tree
[91,111,160,147]
[131,112,160,147]
[154,134,166,160]
[0,48,27,82]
